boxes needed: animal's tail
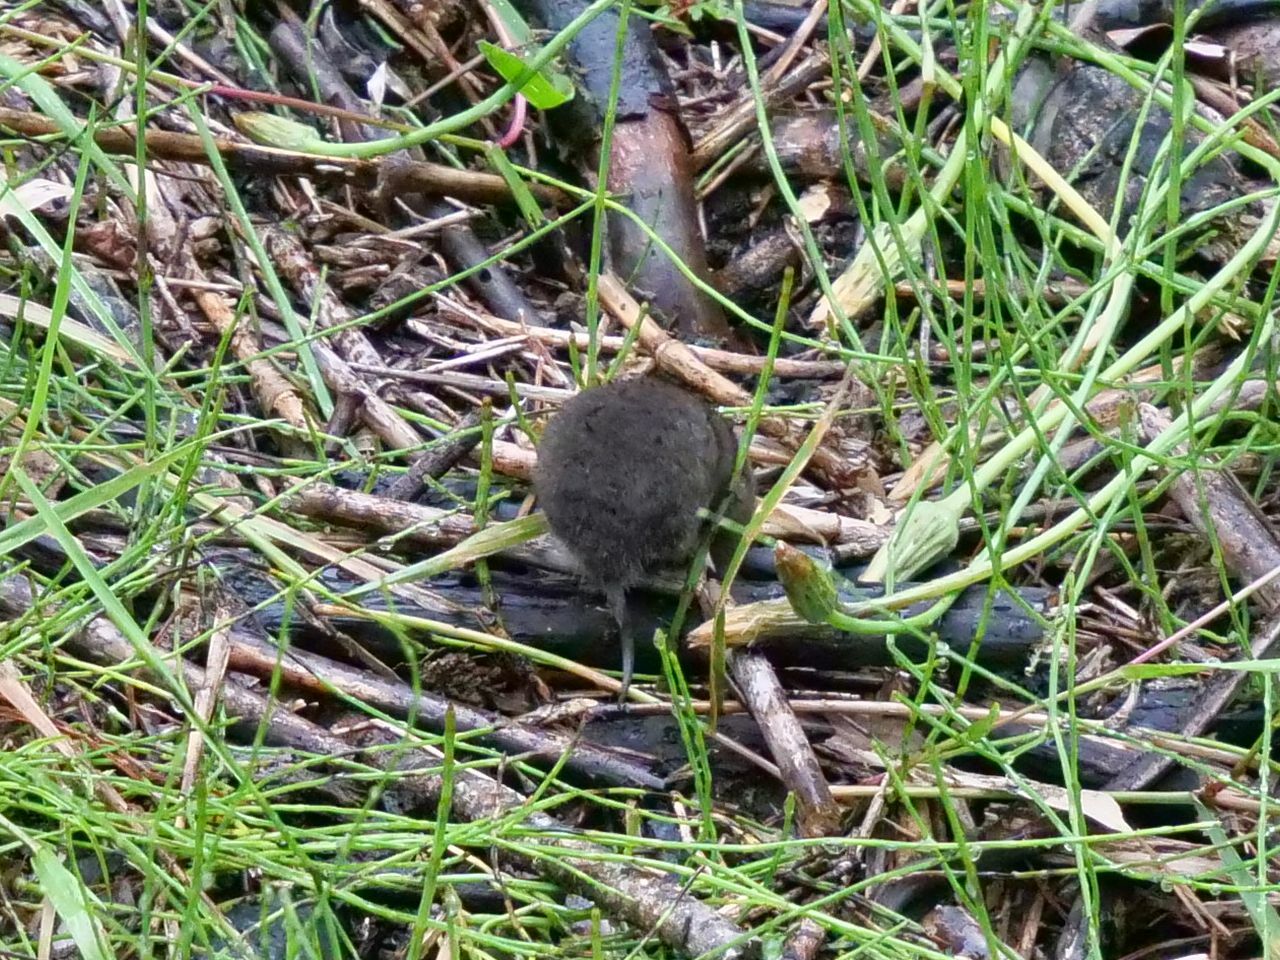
[605,583,633,701]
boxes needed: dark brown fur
[533,377,753,694]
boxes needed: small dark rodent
[533,377,753,696]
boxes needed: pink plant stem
[496,93,527,149]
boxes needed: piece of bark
[311,340,424,449]
[1139,403,1280,609]
[1005,57,1263,263]
[780,918,827,960]
[712,228,803,301]
[428,194,545,325]
[191,277,310,431]
[737,108,908,190]
[728,651,843,836]
[690,51,830,172]
[386,409,486,501]
[605,111,732,340]
[1100,616,1280,798]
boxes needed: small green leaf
[1195,797,1280,955]
[775,541,957,637]
[485,0,534,46]
[233,112,328,150]
[0,815,110,960]
[863,497,962,585]
[775,543,840,625]
[31,846,110,960]
[957,701,1001,746]
[477,41,575,110]
[347,513,551,597]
